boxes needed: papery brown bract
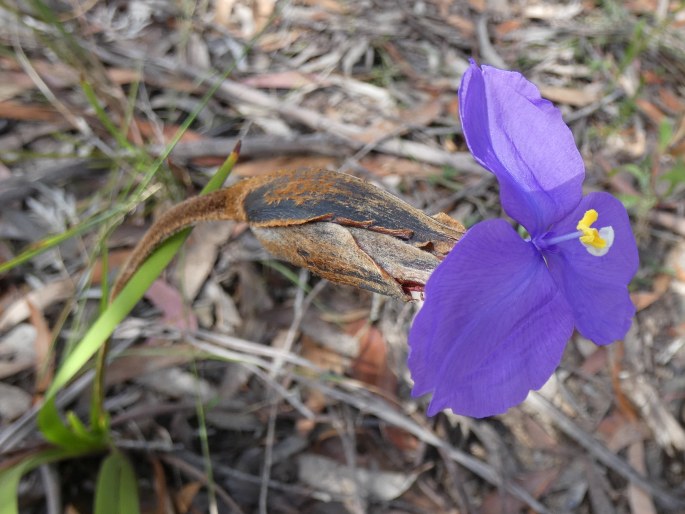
[113,169,465,299]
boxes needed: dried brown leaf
[520,416,557,450]
[253,0,276,32]
[174,481,203,514]
[106,343,195,386]
[349,322,396,396]
[0,100,60,121]
[300,335,348,375]
[630,274,671,311]
[233,156,338,177]
[297,453,416,501]
[636,98,666,126]
[257,31,304,52]
[446,15,475,37]
[132,118,205,146]
[494,19,523,37]
[241,71,331,89]
[606,125,647,158]
[298,0,348,13]
[0,71,35,101]
[144,280,198,332]
[667,240,685,295]
[213,0,237,27]
[540,85,602,107]
[382,425,420,454]
[176,221,233,301]
[199,281,242,333]
[658,88,685,113]
[359,155,443,178]
[27,300,53,395]
[150,456,175,514]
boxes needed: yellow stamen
[576,209,606,249]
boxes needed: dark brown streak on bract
[242,169,462,257]
[367,226,414,239]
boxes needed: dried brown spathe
[113,169,464,299]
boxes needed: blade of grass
[192,361,218,514]
[94,450,140,514]
[38,397,106,450]
[0,447,85,514]
[81,80,136,154]
[0,209,122,274]
[39,145,240,446]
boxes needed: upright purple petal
[408,220,575,417]
[459,61,585,235]
[544,192,639,345]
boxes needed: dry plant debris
[1,1,685,513]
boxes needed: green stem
[89,146,241,433]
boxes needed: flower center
[576,209,604,248]
[541,209,614,256]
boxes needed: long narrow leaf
[42,144,240,403]
[38,397,106,450]
[0,448,84,514]
[94,451,140,514]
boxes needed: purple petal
[459,61,585,235]
[408,220,575,418]
[544,192,639,345]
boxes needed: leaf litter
[0,0,684,512]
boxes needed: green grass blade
[94,451,140,514]
[42,143,240,403]
[0,466,25,514]
[81,80,136,153]
[0,447,84,514]
[44,229,188,399]
[0,209,121,274]
[37,397,106,450]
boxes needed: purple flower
[408,61,639,418]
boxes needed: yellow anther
[576,209,606,249]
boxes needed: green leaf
[660,158,685,194]
[44,229,190,400]
[37,397,106,451]
[94,451,140,514]
[659,119,674,152]
[0,447,84,514]
[621,163,650,190]
[0,209,121,274]
[39,143,242,432]
[0,467,25,514]
[617,193,641,210]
